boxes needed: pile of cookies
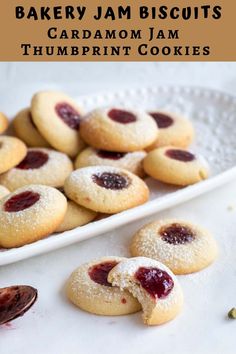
[0,90,209,248]
[66,219,218,326]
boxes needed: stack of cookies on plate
[0,90,209,248]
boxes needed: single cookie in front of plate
[80,108,158,152]
[0,136,27,174]
[0,185,67,248]
[108,257,183,325]
[0,113,9,134]
[0,148,73,191]
[75,147,147,178]
[56,200,97,233]
[13,107,50,148]
[66,256,141,316]
[143,146,209,186]
[147,111,194,150]
[31,91,85,157]
[64,166,149,214]
[0,185,10,199]
[130,219,218,275]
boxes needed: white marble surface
[0,63,236,354]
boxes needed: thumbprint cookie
[108,257,183,325]
[0,148,73,191]
[64,166,149,214]
[13,108,50,148]
[31,91,85,157]
[0,112,9,134]
[66,257,141,316]
[0,136,27,174]
[0,185,67,248]
[0,185,9,199]
[56,199,97,233]
[143,146,209,186]
[130,220,218,274]
[147,111,194,150]
[75,147,147,178]
[80,108,158,152]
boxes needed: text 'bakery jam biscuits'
[31,91,85,157]
[0,136,27,174]
[130,220,218,275]
[0,185,9,199]
[143,146,209,186]
[13,108,50,148]
[0,113,9,134]
[66,257,141,316]
[0,185,67,248]
[75,147,147,178]
[64,166,149,214]
[56,199,97,233]
[0,148,73,191]
[108,257,183,326]
[147,110,194,150]
[80,108,158,152]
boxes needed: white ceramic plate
[1,86,236,266]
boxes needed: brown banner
[0,0,234,61]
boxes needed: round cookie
[108,257,183,326]
[130,219,218,275]
[31,91,85,157]
[80,107,158,152]
[147,111,194,150]
[66,256,141,316]
[0,113,9,134]
[143,146,209,186]
[0,185,67,248]
[0,186,9,199]
[56,200,97,233]
[0,136,27,174]
[75,147,147,178]
[64,166,149,214]
[13,107,50,148]
[0,148,73,191]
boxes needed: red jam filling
[108,109,137,124]
[149,112,174,128]
[97,150,126,160]
[135,267,174,299]
[160,223,195,245]
[16,151,49,170]
[92,172,130,190]
[4,191,40,212]
[0,286,37,325]
[55,102,81,130]
[166,149,195,162]
[89,261,118,287]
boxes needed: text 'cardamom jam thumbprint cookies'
[75,147,147,178]
[0,136,27,174]
[64,166,149,214]
[0,112,9,134]
[130,220,218,275]
[0,148,73,191]
[66,257,141,316]
[13,108,50,148]
[108,257,183,326]
[0,186,9,199]
[143,146,209,186]
[0,185,67,248]
[147,111,194,150]
[31,91,85,157]
[80,108,158,152]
